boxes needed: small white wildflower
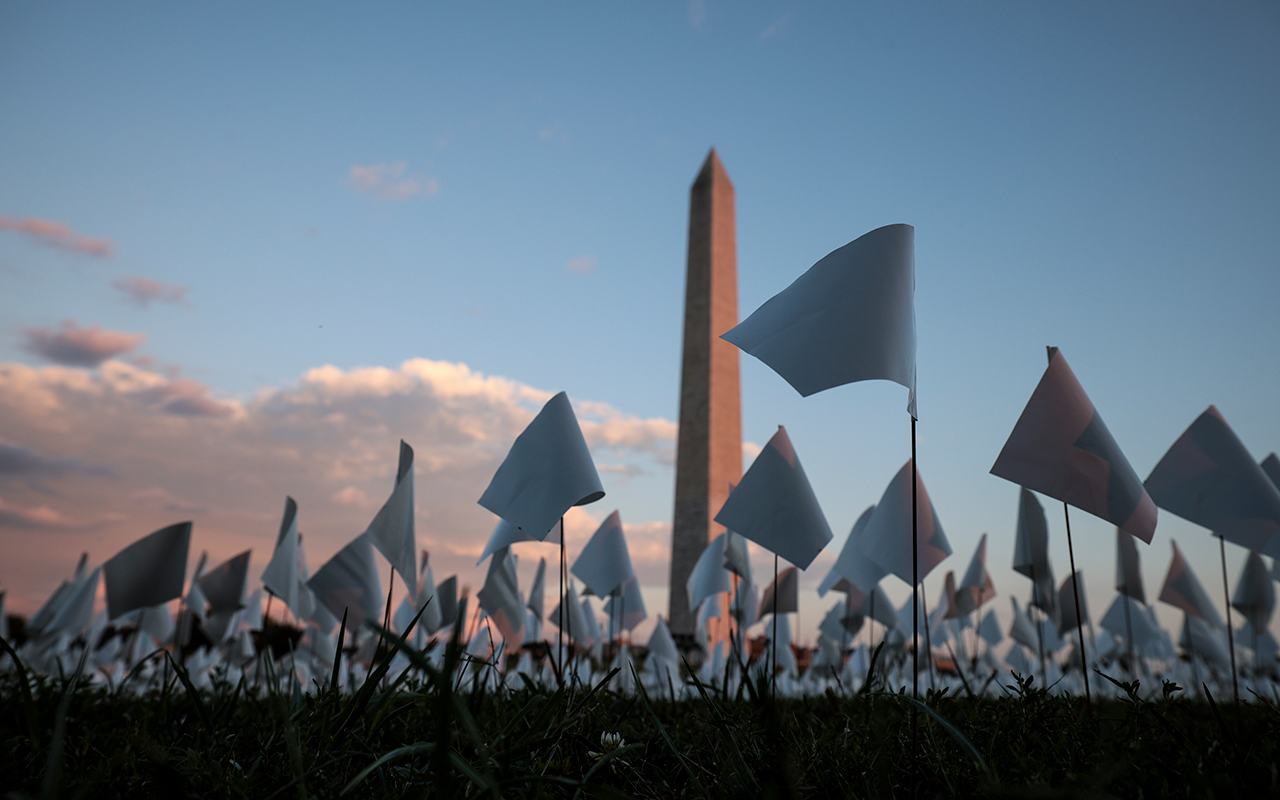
[588,731,625,760]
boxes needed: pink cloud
[0,215,112,257]
[21,320,146,367]
[348,162,438,201]
[565,256,595,275]
[133,377,236,418]
[112,276,190,308]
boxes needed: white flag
[103,522,192,620]
[713,426,831,570]
[364,441,418,601]
[722,224,916,416]
[479,391,604,537]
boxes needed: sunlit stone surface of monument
[668,149,743,642]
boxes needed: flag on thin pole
[261,496,300,616]
[478,391,605,536]
[818,506,888,597]
[1157,541,1224,628]
[720,223,916,416]
[364,441,419,601]
[991,348,1157,543]
[856,460,951,586]
[1144,406,1280,557]
[713,426,832,570]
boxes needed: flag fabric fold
[307,534,383,631]
[856,460,951,585]
[1157,541,1223,628]
[261,496,300,615]
[364,441,418,600]
[1115,529,1146,605]
[720,224,917,416]
[1144,406,1280,557]
[571,510,635,598]
[478,391,605,537]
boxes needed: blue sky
[2,2,1278,645]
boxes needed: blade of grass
[633,665,707,797]
[164,651,213,734]
[0,634,39,741]
[41,643,89,800]
[340,742,435,795]
[903,695,994,784]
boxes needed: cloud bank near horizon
[0,356,678,615]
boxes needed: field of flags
[4,224,1280,712]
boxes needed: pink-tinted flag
[1115,529,1146,605]
[1231,551,1275,634]
[103,521,192,620]
[1157,540,1223,628]
[1144,406,1280,557]
[197,550,251,614]
[714,426,832,570]
[721,224,917,416]
[954,533,997,616]
[818,505,887,597]
[991,348,1156,543]
[1012,488,1055,611]
[856,460,951,585]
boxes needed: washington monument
[668,150,743,640]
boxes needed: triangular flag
[103,521,192,620]
[478,391,604,536]
[721,224,917,416]
[1145,406,1280,557]
[856,460,951,585]
[1115,529,1146,605]
[261,496,300,614]
[1261,453,1280,490]
[758,566,799,618]
[364,441,418,600]
[571,510,635,598]
[435,576,459,631]
[954,533,997,616]
[603,576,647,632]
[647,616,680,664]
[527,557,547,622]
[198,550,251,615]
[43,567,101,639]
[307,534,383,631]
[818,506,888,597]
[713,426,832,570]
[1056,572,1090,638]
[1012,488,1055,610]
[723,529,752,581]
[991,348,1156,543]
[686,533,732,613]
[1009,597,1039,653]
[1157,541,1223,628]
[978,610,1004,648]
[415,553,442,635]
[477,546,523,644]
[1231,551,1274,633]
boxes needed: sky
[2,2,1278,649]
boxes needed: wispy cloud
[21,320,145,367]
[688,0,707,28]
[565,256,595,275]
[348,162,438,201]
[112,276,190,308]
[759,14,790,40]
[0,215,112,257]
[0,441,112,488]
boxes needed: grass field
[4,623,1280,800]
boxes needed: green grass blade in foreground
[164,650,214,733]
[681,662,757,793]
[0,634,39,741]
[340,742,435,796]
[903,695,994,784]
[41,644,89,800]
[632,664,707,798]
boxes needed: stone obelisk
[668,149,743,641]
